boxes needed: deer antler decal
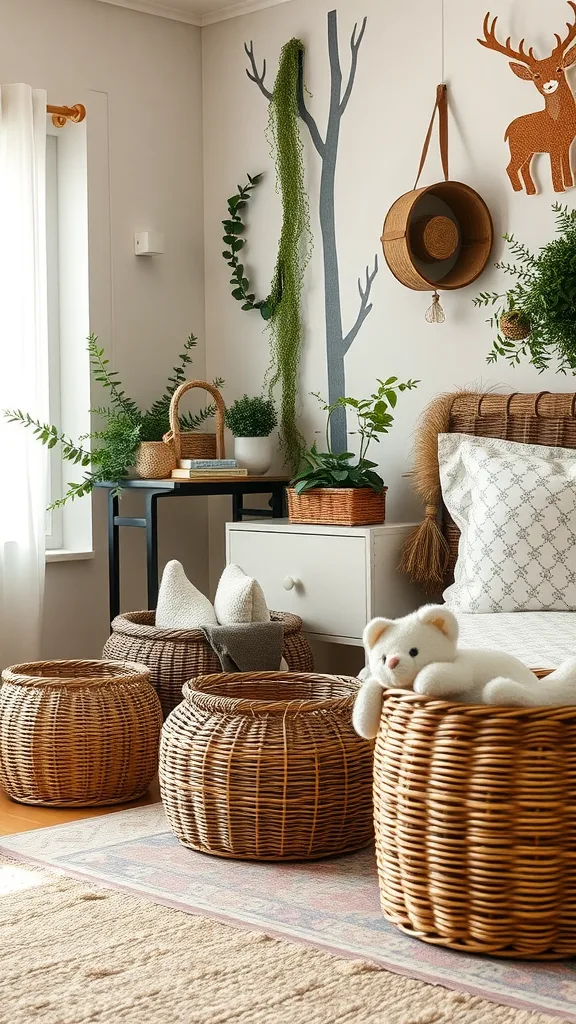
[479,2,576,193]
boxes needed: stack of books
[171,458,248,481]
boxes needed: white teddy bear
[353,603,576,740]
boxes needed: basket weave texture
[0,660,162,807]
[159,672,374,861]
[374,683,576,958]
[135,442,177,480]
[163,379,226,463]
[103,610,314,718]
[287,487,386,527]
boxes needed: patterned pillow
[439,433,576,613]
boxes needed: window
[43,118,92,560]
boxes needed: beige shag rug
[0,857,562,1024]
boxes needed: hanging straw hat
[381,86,493,297]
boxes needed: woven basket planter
[135,442,177,480]
[159,672,374,861]
[0,660,162,807]
[287,487,386,527]
[103,610,314,718]
[374,683,576,959]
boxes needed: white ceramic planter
[234,436,273,476]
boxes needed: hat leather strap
[414,84,449,190]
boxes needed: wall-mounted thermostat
[134,231,165,256]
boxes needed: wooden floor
[0,777,160,836]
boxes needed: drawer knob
[283,576,298,591]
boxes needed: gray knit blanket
[201,621,284,673]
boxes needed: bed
[402,390,576,667]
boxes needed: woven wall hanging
[478,2,576,195]
[381,85,493,322]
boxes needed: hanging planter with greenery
[474,203,576,373]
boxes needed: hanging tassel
[399,505,450,593]
[425,291,445,323]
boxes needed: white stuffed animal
[353,604,576,740]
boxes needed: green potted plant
[289,378,419,527]
[4,333,224,504]
[224,395,278,475]
[473,203,576,372]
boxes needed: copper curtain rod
[46,103,86,128]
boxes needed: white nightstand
[226,519,422,647]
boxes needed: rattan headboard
[400,390,576,592]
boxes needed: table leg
[270,484,286,519]
[108,491,120,623]
[145,491,160,610]
[232,493,244,521]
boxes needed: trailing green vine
[266,38,312,471]
[222,40,312,472]
[474,203,576,373]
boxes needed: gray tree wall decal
[246,8,378,453]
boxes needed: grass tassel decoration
[399,391,480,590]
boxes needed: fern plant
[474,203,576,373]
[5,333,224,507]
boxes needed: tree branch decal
[343,255,379,355]
[340,17,367,116]
[244,41,273,101]
[246,9,377,452]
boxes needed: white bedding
[458,612,576,668]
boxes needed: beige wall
[4,0,575,659]
[0,0,207,657]
[202,0,576,581]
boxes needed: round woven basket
[382,181,493,291]
[159,671,374,861]
[103,610,314,718]
[374,681,576,959]
[135,441,177,480]
[0,660,162,807]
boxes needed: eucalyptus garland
[221,39,312,472]
[222,174,273,319]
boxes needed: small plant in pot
[225,395,278,475]
[289,378,419,527]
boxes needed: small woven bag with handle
[163,380,226,462]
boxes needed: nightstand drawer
[228,529,367,640]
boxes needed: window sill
[46,549,95,564]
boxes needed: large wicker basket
[0,660,162,807]
[287,487,386,527]
[103,610,314,717]
[374,683,576,959]
[159,672,374,861]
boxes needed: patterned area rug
[1,804,574,1022]
[0,855,560,1024]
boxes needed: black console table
[96,476,289,622]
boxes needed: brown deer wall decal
[479,3,576,194]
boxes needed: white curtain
[0,84,49,668]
